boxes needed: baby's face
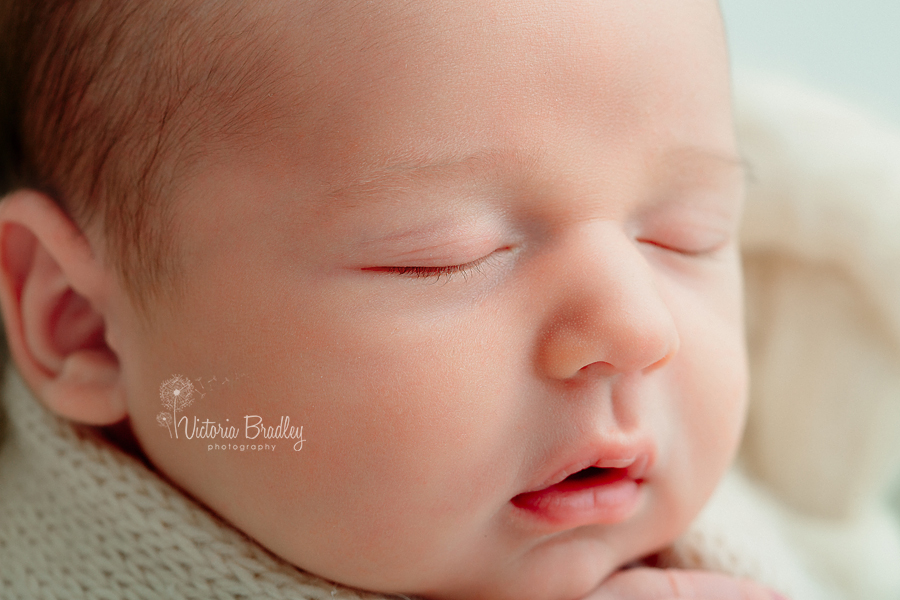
[113,1,747,599]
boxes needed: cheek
[680,335,749,469]
[138,282,527,583]
[649,257,748,527]
[252,301,531,582]
[120,300,469,588]
[671,287,749,505]
[323,315,526,502]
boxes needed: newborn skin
[0,1,749,599]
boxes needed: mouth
[545,466,630,488]
[510,454,650,528]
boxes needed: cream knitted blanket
[2,79,900,599]
[0,365,390,600]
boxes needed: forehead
[180,0,735,247]
[255,0,731,188]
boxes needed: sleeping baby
[0,0,801,598]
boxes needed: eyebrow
[323,145,747,205]
[659,146,749,174]
[323,147,541,198]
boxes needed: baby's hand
[583,567,788,600]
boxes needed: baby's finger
[586,567,788,600]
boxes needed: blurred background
[720,0,900,514]
[721,0,900,127]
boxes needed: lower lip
[511,469,642,527]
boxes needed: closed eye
[362,248,509,282]
[636,236,731,258]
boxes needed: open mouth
[567,466,610,480]
[517,466,630,496]
[559,465,625,484]
[510,464,642,526]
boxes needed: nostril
[575,360,618,378]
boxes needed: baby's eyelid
[363,247,510,281]
[635,234,732,257]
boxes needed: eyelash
[636,237,729,258]
[367,250,504,282]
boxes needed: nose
[538,224,680,381]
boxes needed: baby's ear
[0,189,126,425]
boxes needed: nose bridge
[538,223,680,381]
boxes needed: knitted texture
[0,367,394,600]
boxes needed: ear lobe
[0,190,127,425]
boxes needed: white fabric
[2,78,900,599]
[734,77,900,600]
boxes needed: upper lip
[517,437,656,495]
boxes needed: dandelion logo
[157,375,195,438]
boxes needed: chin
[419,540,625,600]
